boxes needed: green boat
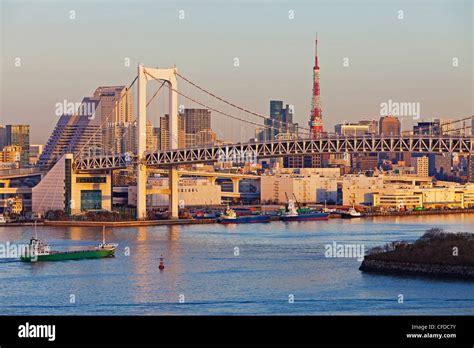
[20,227,118,262]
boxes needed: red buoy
[159,255,165,270]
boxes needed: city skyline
[1,1,474,336]
[1,0,472,144]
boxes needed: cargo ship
[280,200,329,222]
[20,226,117,262]
[219,207,270,224]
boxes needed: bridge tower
[137,64,179,219]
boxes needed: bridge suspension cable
[176,72,314,136]
[169,85,312,137]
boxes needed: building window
[76,177,106,184]
[81,190,102,211]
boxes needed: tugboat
[218,206,270,224]
[20,226,118,262]
[340,205,364,219]
[280,198,329,222]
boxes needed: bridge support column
[231,178,240,193]
[169,167,179,219]
[136,164,147,219]
[135,64,178,220]
[136,64,148,219]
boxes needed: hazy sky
[1,0,473,143]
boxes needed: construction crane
[292,193,302,210]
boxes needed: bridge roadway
[74,135,474,171]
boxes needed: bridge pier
[136,163,147,220]
[231,178,240,194]
[136,64,147,220]
[169,167,179,219]
[136,64,178,220]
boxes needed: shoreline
[359,259,474,280]
[2,208,473,227]
[43,218,217,227]
[365,208,474,217]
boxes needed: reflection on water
[0,214,473,315]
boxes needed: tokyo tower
[309,35,323,137]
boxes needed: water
[0,215,473,315]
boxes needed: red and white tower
[309,35,323,137]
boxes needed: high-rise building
[379,116,401,135]
[29,144,44,166]
[182,108,217,147]
[93,85,133,125]
[411,156,429,177]
[93,86,133,154]
[258,101,298,141]
[6,124,30,167]
[353,154,378,172]
[413,119,459,136]
[436,118,459,136]
[146,120,158,152]
[0,126,6,150]
[37,114,101,168]
[195,129,217,146]
[153,127,161,150]
[160,114,186,150]
[413,121,439,135]
[184,109,211,134]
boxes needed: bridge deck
[74,136,474,170]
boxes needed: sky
[0,0,473,144]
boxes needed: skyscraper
[0,126,6,151]
[184,108,211,135]
[6,124,30,167]
[37,114,101,168]
[258,101,298,141]
[93,86,133,154]
[160,114,186,150]
[411,156,429,177]
[182,108,217,147]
